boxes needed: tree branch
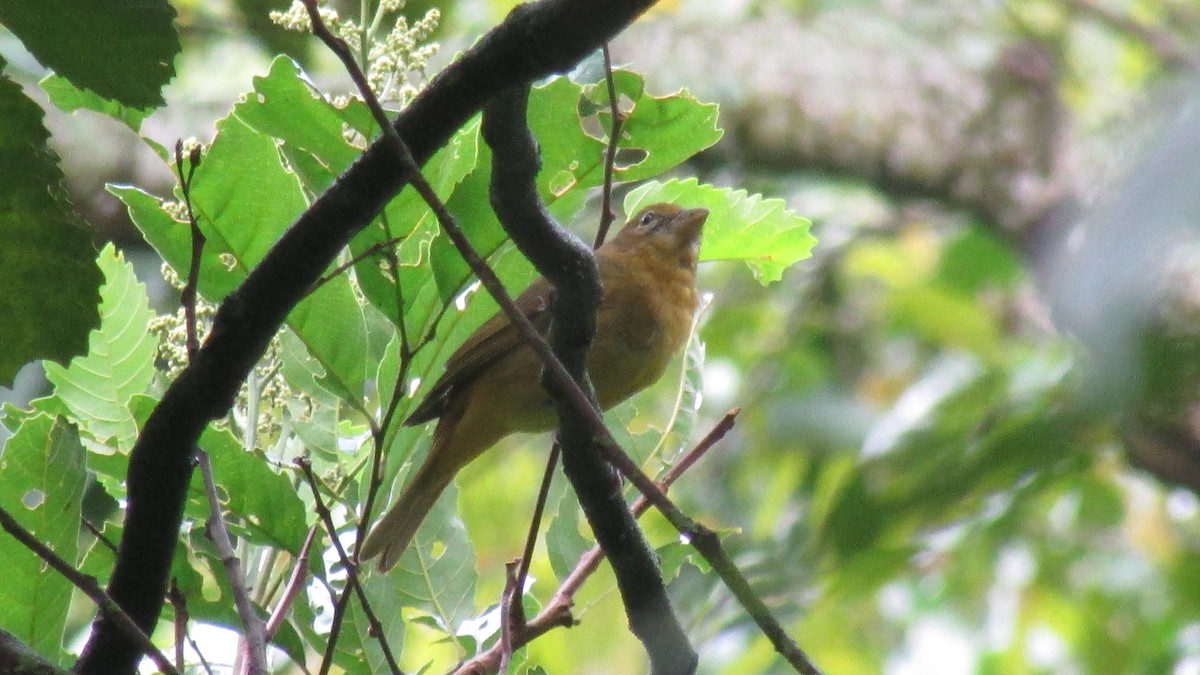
[454,410,741,675]
[481,85,696,673]
[0,506,176,675]
[75,1,660,672]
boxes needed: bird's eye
[639,211,657,228]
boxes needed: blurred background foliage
[7,0,1200,673]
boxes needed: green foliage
[39,74,153,135]
[0,4,815,668]
[0,414,85,666]
[0,0,178,108]
[22,1,1183,674]
[388,485,478,638]
[625,177,816,283]
[42,245,156,455]
[186,421,310,554]
[0,56,102,387]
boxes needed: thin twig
[168,582,186,673]
[454,409,741,674]
[509,442,562,634]
[174,139,269,675]
[199,452,269,675]
[0,505,179,675]
[297,459,403,675]
[498,560,520,674]
[359,212,416,562]
[297,9,425,668]
[168,582,216,675]
[593,44,625,248]
[318,582,355,675]
[173,141,204,358]
[310,232,406,297]
[265,527,318,640]
[598,419,821,674]
[82,518,118,554]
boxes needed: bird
[359,203,708,571]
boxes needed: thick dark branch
[75,1,659,672]
[481,86,696,674]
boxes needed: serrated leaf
[43,244,156,453]
[235,56,365,183]
[0,61,102,386]
[115,113,370,400]
[588,70,723,182]
[624,178,816,283]
[0,414,85,664]
[0,0,178,108]
[430,150,507,301]
[530,72,722,201]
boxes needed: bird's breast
[590,258,698,410]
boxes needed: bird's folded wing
[404,276,556,425]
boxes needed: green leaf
[184,419,309,553]
[546,490,589,582]
[39,73,153,133]
[888,286,1003,356]
[235,56,365,183]
[529,72,722,203]
[588,70,723,182]
[624,178,816,283]
[385,484,478,637]
[351,119,481,319]
[0,60,102,386]
[116,114,370,399]
[431,150,508,301]
[43,244,156,454]
[190,113,368,399]
[525,76,606,205]
[0,0,179,108]
[0,414,85,665]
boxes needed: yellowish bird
[360,203,708,571]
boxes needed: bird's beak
[672,207,709,242]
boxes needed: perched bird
[359,203,708,571]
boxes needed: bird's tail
[359,425,458,572]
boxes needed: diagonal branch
[0,506,177,675]
[481,85,696,673]
[455,408,742,675]
[75,2,661,673]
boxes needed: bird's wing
[404,276,555,425]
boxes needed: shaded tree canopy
[3,0,1200,673]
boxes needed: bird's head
[608,203,709,270]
